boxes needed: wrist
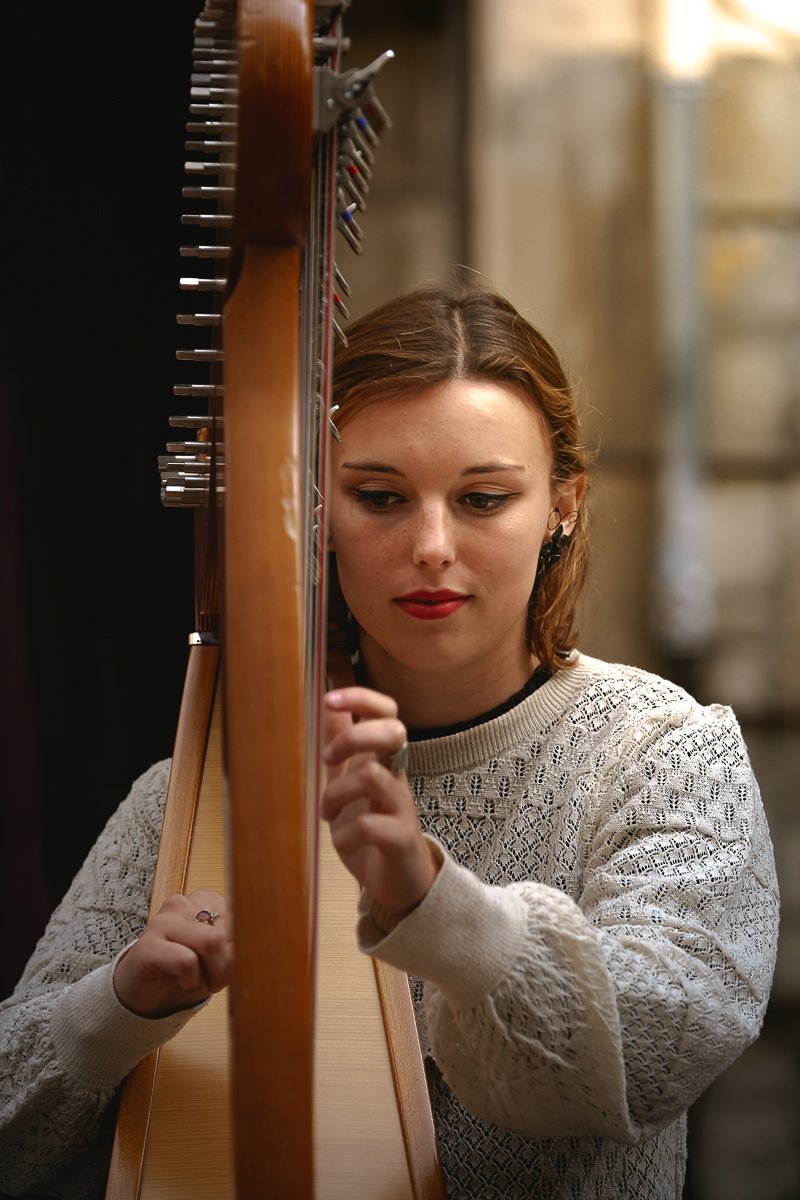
[370,838,443,933]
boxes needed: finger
[141,919,229,995]
[323,717,407,768]
[118,935,210,1004]
[177,890,231,946]
[325,687,398,721]
[179,925,231,993]
[323,704,356,781]
[324,702,355,744]
[158,942,209,994]
[329,795,372,835]
[156,891,227,927]
[328,809,416,860]
[184,890,228,921]
[174,907,231,993]
[321,760,403,824]
[147,898,231,993]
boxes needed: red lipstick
[394,589,470,620]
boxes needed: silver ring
[378,741,409,777]
[195,909,221,925]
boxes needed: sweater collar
[405,663,552,743]
[404,652,593,777]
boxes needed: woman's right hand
[321,687,440,918]
[112,889,231,1019]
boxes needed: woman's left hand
[321,686,440,919]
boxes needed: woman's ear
[553,473,587,523]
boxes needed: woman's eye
[354,489,403,510]
[462,492,511,512]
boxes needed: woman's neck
[357,642,537,729]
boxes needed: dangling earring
[537,508,577,576]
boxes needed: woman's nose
[411,506,456,567]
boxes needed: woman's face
[329,378,577,685]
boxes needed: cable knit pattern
[0,759,199,1199]
[357,655,780,1199]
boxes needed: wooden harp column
[222,4,314,1189]
[106,2,444,1198]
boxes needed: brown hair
[329,281,593,673]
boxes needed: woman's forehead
[339,378,548,443]
[333,382,554,482]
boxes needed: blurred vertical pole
[648,0,715,681]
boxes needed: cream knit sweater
[0,655,780,1199]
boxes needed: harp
[104,2,445,1197]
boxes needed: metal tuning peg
[179,274,227,294]
[177,312,222,326]
[159,412,225,508]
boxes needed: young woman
[320,282,779,1196]
[0,282,779,1199]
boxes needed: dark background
[1,2,201,998]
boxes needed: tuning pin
[173,382,225,397]
[176,348,225,362]
[190,83,238,100]
[180,245,231,260]
[184,160,236,176]
[168,415,225,427]
[194,20,235,38]
[182,183,235,201]
[190,70,236,85]
[189,100,237,119]
[181,213,234,227]
[185,139,236,154]
[166,439,218,454]
[180,275,227,292]
[192,40,237,58]
[161,481,225,509]
[177,312,223,326]
[159,455,210,468]
[185,120,236,134]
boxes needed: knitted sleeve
[0,759,197,1199]
[357,703,780,1144]
[582,703,779,1134]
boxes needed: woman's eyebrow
[461,462,526,476]
[339,460,527,476]
[340,460,404,475]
